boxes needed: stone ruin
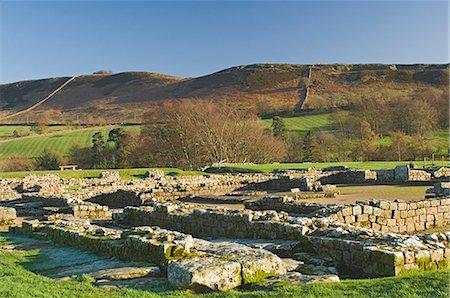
[0,166,449,292]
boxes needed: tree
[34,150,63,170]
[137,100,287,169]
[303,131,323,162]
[389,131,413,161]
[91,132,106,167]
[271,116,287,139]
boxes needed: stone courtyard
[0,165,449,292]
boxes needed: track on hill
[3,75,79,120]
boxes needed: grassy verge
[0,234,449,297]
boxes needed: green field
[0,233,448,298]
[205,161,441,173]
[262,113,333,135]
[0,125,136,158]
[262,113,449,155]
[0,125,68,139]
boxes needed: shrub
[34,150,64,170]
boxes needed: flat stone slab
[96,277,170,291]
[259,272,340,287]
[90,266,161,280]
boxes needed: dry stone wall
[334,198,450,233]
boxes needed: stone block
[352,206,362,216]
[380,202,390,210]
[373,207,382,216]
[398,202,407,211]
[387,219,397,226]
[363,205,373,215]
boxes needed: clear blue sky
[0,1,448,84]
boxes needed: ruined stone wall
[319,170,376,184]
[245,196,328,215]
[304,236,449,277]
[334,198,450,233]
[117,205,310,240]
[86,190,143,208]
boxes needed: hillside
[0,64,448,123]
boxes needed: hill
[1,64,448,124]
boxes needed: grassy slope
[262,114,449,155]
[0,234,449,298]
[0,125,137,158]
[0,125,68,139]
[262,113,333,136]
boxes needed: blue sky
[0,1,448,83]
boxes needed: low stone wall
[86,189,143,208]
[11,219,286,291]
[22,194,112,220]
[244,196,332,215]
[319,170,376,184]
[334,198,450,233]
[0,207,16,224]
[116,205,311,240]
[303,235,449,277]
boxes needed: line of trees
[56,94,448,170]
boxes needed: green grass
[0,167,204,179]
[0,125,68,139]
[262,113,333,136]
[0,233,449,297]
[261,113,448,154]
[206,161,421,173]
[0,125,136,158]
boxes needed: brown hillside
[0,64,448,123]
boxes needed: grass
[0,233,449,298]
[206,161,423,174]
[2,161,447,179]
[261,113,449,155]
[0,125,137,158]
[0,162,430,179]
[0,125,68,139]
[0,167,204,179]
[262,113,333,136]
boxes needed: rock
[168,257,242,292]
[96,277,169,290]
[282,258,304,271]
[193,241,286,283]
[259,272,340,287]
[90,266,161,280]
[0,207,16,224]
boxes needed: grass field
[262,113,333,135]
[0,125,137,158]
[262,113,448,155]
[0,125,68,139]
[0,233,449,298]
[205,161,441,173]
